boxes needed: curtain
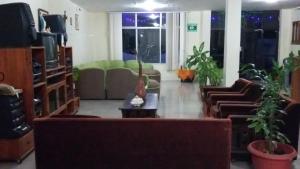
[166,13,181,71]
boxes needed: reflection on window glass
[138,29,160,63]
[161,29,166,63]
[122,13,135,27]
[162,13,166,27]
[137,13,160,27]
[122,29,136,61]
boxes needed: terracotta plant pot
[247,140,297,169]
[177,69,195,82]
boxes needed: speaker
[0,3,37,47]
[0,94,31,139]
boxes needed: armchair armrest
[202,87,232,97]
[216,100,256,108]
[208,93,245,104]
[217,104,258,118]
[228,115,255,123]
[207,91,241,98]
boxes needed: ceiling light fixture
[251,0,285,3]
[148,14,159,19]
[134,0,168,11]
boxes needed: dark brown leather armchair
[201,78,253,113]
[201,78,252,100]
[204,83,263,117]
[214,94,300,160]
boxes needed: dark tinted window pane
[162,13,166,27]
[122,29,136,61]
[211,11,225,29]
[122,13,135,27]
[161,29,166,63]
[138,29,160,63]
[137,13,160,27]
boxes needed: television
[33,32,58,69]
[43,15,68,46]
[0,3,36,47]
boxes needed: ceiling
[70,0,300,12]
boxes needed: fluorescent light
[251,0,287,3]
[265,0,279,3]
[149,14,159,19]
[134,0,168,11]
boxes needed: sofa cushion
[109,60,125,69]
[125,60,154,71]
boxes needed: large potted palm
[185,42,222,87]
[247,67,297,169]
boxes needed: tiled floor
[0,81,299,169]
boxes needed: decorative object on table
[134,50,147,99]
[130,95,144,107]
[247,65,297,169]
[185,42,222,87]
[177,66,195,82]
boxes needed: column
[223,0,242,86]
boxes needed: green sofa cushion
[109,60,125,69]
[125,60,154,71]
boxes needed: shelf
[67,99,74,104]
[31,46,44,50]
[46,66,65,73]
[46,71,66,79]
[50,105,67,116]
[47,80,66,92]
[66,73,72,77]
[33,82,46,88]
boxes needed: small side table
[119,93,158,118]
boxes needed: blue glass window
[137,13,160,27]
[122,13,135,27]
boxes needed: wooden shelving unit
[292,21,300,44]
[0,46,79,161]
[0,46,79,121]
[60,47,80,115]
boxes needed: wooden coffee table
[119,93,158,118]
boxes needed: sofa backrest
[34,117,231,169]
[125,60,154,71]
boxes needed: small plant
[248,75,289,154]
[73,67,80,81]
[186,42,223,86]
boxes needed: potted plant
[247,69,297,169]
[185,42,223,87]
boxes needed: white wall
[185,11,211,57]
[291,9,300,54]
[0,0,109,65]
[278,8,300,64]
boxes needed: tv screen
[33,32,58,68]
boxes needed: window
[210,11,279,71]
[122,13,166,63]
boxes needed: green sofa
[75,60,160,99]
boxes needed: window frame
[122,12,166,64]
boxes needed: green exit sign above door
[187,23,197,32]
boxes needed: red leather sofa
[33,116,231,169]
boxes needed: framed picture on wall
[75,14,79,31]
[38,8,49,32]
